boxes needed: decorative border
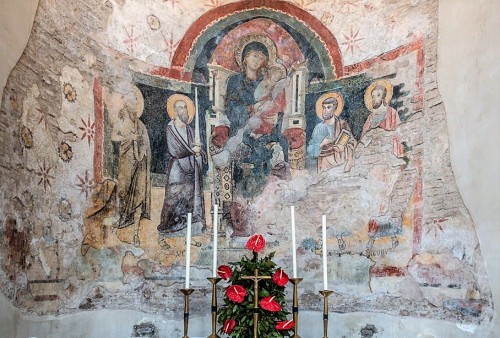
[344,37,425,114]
[344,38,425,278]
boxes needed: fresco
[80,3,455,316]
[0,0,493,327]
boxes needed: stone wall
[0,0,494,335]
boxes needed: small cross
[241,269,272,338]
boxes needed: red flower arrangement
[276,319,295,330]
[222,319,236,334]
[245,234,266,252]
[217,265,232,280]
[226,285,246,303]
[273,268,289,287]
[217,234,294,337]
[260,296,282,312]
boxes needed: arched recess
[170,0,344,81]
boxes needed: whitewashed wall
[0,0,39,106]
[438,0,500,336]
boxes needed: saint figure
[157,94,206,235]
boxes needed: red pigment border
[154,0,343,81]
[412,154,423,257]
[345,37,425,114]
[369,266,407,277]
[348,39,425,273]
[343,38,424,75]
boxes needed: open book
[335,129,351,146]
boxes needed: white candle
[322,215,328,291]
[212,204,218,278]
[185,213,192,289]
[291,206,297,279]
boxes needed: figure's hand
[249,132,262,139]
[192,145,201,155]
[259,100,273,113]
[253,101,264,115]
[131,133,138,141]
[320,137,334,147]
[247,116,261,130]
[335,144,345,152]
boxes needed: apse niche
[0,0,492,330]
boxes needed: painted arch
[168,0,344,81]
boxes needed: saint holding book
[306,92,356,173]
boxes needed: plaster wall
[0,0,498,337]
[0,0,39,106]
[438,0,500,336]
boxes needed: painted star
[425,218,448,238]
[161,30,180,61]
[292,0,318,9]
[79,116,95,146]
[204,0,226,7]
[123,25,142,54]
[76,170,94,200]
[35,107,50,131]
[163,0,181,10]
[341,27,364,56]
[336,0,360,14]
[35,160,55,191]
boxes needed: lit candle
[291,206,297,279]
[212,204,218,278]
[185,213,192,289]
[322,215,328,291]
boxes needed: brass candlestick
[290,278,303,338]
[180,288,194,338]
[242,268,271,338]
[318,290,333,338]
[207,277,222,338]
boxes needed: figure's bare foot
[344,159,354,172]
[366,238,375,250]
[391,236,399,249]
[337,237,346,251]
[134,234,140,247]
[157,237,170,250]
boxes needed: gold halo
[316,92,344,119]
[134,86,144,118]
[166,93,195,123]
[364,79,393,111]
[234,34,278,69]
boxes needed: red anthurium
[246,234,266,253]
[226,285,246,303]
[260,296,282,312]
[272,268,289,287]
[276,319,295,330]
[217,265,232,280]
[222,319,236,334]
